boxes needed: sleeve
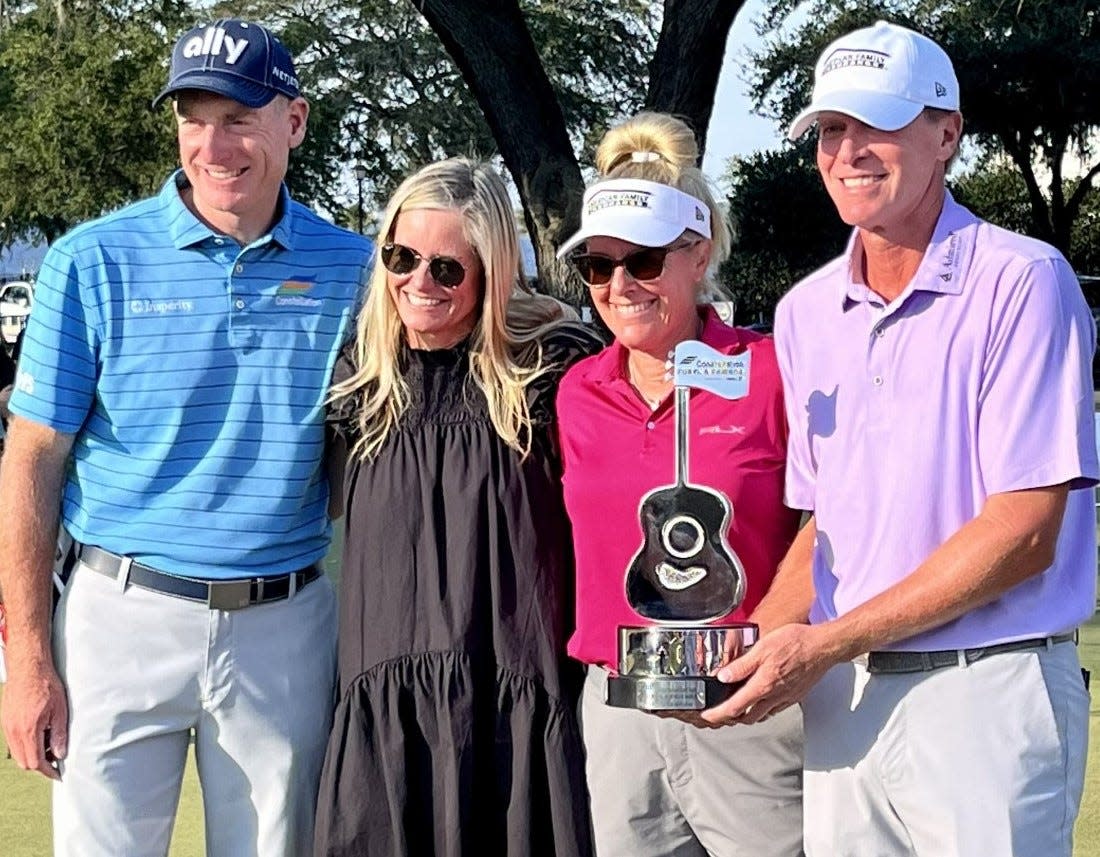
[553,361,584,479]
[977,255,1098,493]
[526,322,603,419]
[325,344,360,440]
[8,242,99,433]
[772,296,817,511]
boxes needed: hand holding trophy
[607,339,759,710]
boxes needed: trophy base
[608,622,758,710]
[606,674,744,710]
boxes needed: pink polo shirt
[558,308,800,669]
[774,193,1099,651]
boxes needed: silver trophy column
[607,339,758,711]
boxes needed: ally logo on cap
[180,25,251,65]
[154,19,299,109]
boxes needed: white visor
[557,178,711,258]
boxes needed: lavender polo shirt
[774,193,1098,651]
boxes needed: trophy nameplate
[606,340,757,711]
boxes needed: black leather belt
[73,543,321,611]
[866,632,1076,674]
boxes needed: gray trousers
[803,642,1089,856]
[581,666,804,857]
[52,559,337,857]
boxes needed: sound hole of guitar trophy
[605,340,759,711]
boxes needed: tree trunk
[411,0,586,302]
[415,0,745,299]
[645,0,745,156]
[999,131,1056,247]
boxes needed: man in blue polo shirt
[0,19,370,856]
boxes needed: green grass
[0,696,207,856]
[2,547,1098,855]
[1076,614,1100,855]
[0,527,350,857]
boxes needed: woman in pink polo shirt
[555,112,804,857]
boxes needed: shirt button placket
[227,257,248,346]
[230,260,246,313]
[870,323,886,388]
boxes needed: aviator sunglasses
[569,241,697,287]
[381,242,468,288]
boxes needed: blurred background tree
[0,1,192,244]
[1,0,1097,310]
[721,0,1100,318]
[0,0,747,301]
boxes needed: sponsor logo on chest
[130,298,195,315]
[275,276,322,307]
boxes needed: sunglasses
[380,242,468,288]
[569,241,697,287]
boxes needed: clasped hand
[654,623,834,729]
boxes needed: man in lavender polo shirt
[700,21,1097,857]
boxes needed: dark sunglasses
[380,242,468,288]
[569,241,696,287]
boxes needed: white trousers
[802,641,1089,857]
[52,560,338,857]
[581,666,804,857]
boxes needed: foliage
[749,0,1100,254]
[0,0,739,301]
[949,156,1034,237]
[952,155,1100,285]
[220,0,656,224]
[0,1,191,244]
[0,0,657,243]
[719,141,849,321]
[723,147,1100,324]
[1069,189,1100,277]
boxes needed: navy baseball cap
[152,19,300,109]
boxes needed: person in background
[706,21,1096,857]
[0,328,17,434]
[0,18,371,856]
[314,156,598,857]
[556,111,804,857]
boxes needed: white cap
[788,21,959,140]
[556,178,711,258]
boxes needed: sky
[702,0,792,188]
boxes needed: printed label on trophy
[606,340,758,711]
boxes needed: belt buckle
[207,579,253,611]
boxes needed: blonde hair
[332,157,574,461]
[594,112,731,300]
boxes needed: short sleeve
[773,297,816,511]
[8,243,99,433]
[977,256,1098,493]
[326,343,361,439]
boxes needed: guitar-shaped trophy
[606,339,758,710]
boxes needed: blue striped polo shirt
[11,171,372,578]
